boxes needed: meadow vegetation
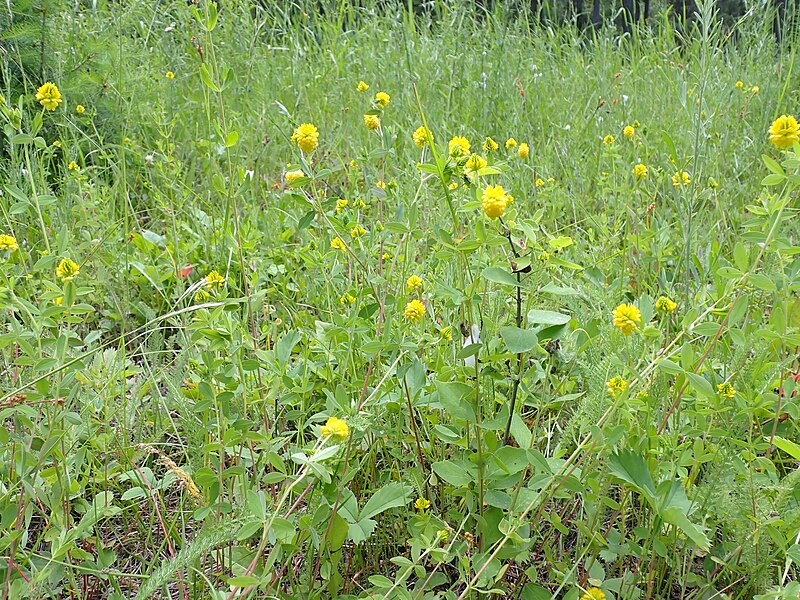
[2,0,800,598]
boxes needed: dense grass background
[2,0,800,598]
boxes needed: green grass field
[2,0,800,598]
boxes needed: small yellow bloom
[623,125,635,139]
[633,163,648,181]
[580,588,606,600]
[603,134,615,145]
[364,114,380,130]
[56,258,80,282]
[769,115,800,149]
[448,136,471,157]
[36,82,62,111]
[67,161,79,170]
[517,142,530,159]
[606,377,629,398]
[53,140,62,148]
[717,382,736,398]
[464,154,487,174]
[0,234,19,251]
[357,81,369,92]
[751,86,759,94]
[406,275,423,291]
[350,225,366,238]
[437,529,449,542]
[339,293,356,305]
[414,498,431,511]
[194,289,211,302]
[735,80,744,89]
[448,182,459,190]
[505,138,517,149]
[321,416,349,440]
[483,137,499,152]
[54,296,63,306]
[535,178,545,187]
[655,295,678,312]
[166,71,175,79]
[330,237,346,251]
[336,198,348,212]
[404,299,426,323]
[75,104,86,114]
[413,126,432,148]
[672,170,691,188]
[285,169,306,183]
[482,184,509,219]
[204,270,225,289]
[291,123,319,153]
[612,303,641,335]
[376,180,386,190]
[374,91,390,109]
[547,177,555,184]
[440,326,452,342]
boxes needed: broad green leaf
[432,460,476,486]
[661,507,710,550]
[360,482,413,521]
[770,435,800,460]
[276,331,301,367]
[435,381,476,421]
[526,309,571,326]
[482,266,520,287]
[762,154,785,175]
[607,450,656,501]
[500,326,538,354]
[685,372,715,400]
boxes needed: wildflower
[56,258,80,282]
[285,169,306,183]
[331,237,346,251]
[54,296,63,306]
[76,104,86,114]
[364,114,380,130]
[655,296,678,312]
[483,137,499,152]
[414,498,431,511]
[291,123,319,153]
[517,142,530,159]
[751,86,759,94]
[440,326,452,342]
[376,180,386,190]
[623,125,635,139]
[166,71,175,79]
[406,275,423,291]
[708,177,719,188]
[735,80,744,89]
[336,198,348,212]
[321,416,349,440]
[357,81,369,92]
[612,303,641,335]
[404,299,426,323]
[339,293,356,305]
[717,382,736,398]
[194,289,211,302]
[448,182,458,190]
[547,177,555,184]
[535,178,545,187]
[67,161,79,170]
[482,184,509,219]
[36,82,62,111]
[607,377,629,398]
[53,140,62,148]
[464,154,487,174]
[413,126,432,148]
[633,163,648,181]
[505,138,517,149]
[769,115,800,149]
[437,529,449,542]
[603,134,615,145]
[672,170,691,188]
[350,225,366,238]
[0,235,19,251]
[374,91,390,109]
[448,136,471,157]
[580,588,606,600]
[205,270,225,289]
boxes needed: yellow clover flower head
[36,82,62,111]
[75,104,86,114]
[505,138,517,150]
[350,225,366,238]
[623,125,635,139]
[464,154,487,175]
[194,289,211,303]
[751,85,759,94]
[483,137,499,152]
[717,382,736,398]
[672,170,691,188]
[330,237,346,251]
[291,122,319,153]
[413,126,432,148]
[448,136,471,158]
[339,293,356,305]
[374,91,390,109]
[535,178,545,187]
[321,416,349,440]
[655,295,677,312]
[166,71,175,79]
[56,258,80,282]
[769,115,800,149]
[633,163,648,181]
[606,376,629,398]
[335,198,348,213]
[404,299,426,323]
[517,142,530,159]
[735,80,744,89]
[364,114,380,130]
[414,498,431,511]
[285,169,306,184]
[482,184,509,219]
[0,234,19,252]
[67,161,79,171]
[356,81,369,92]
[204,270,225,289]
[603,134,615,145]
[580,588,606,600]
[406,275,423,291]
[612,303,641,335]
